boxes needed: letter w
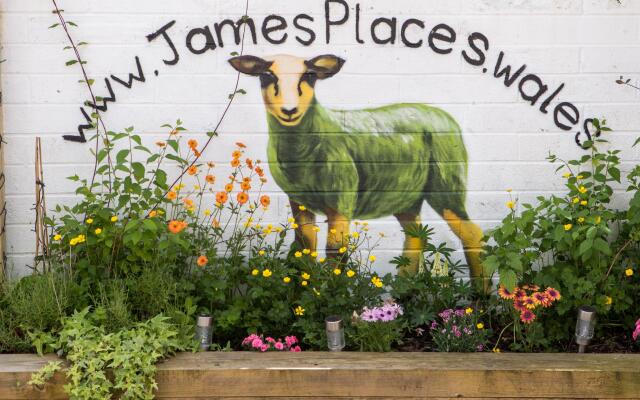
[110,56,145,89]
[494,51,526,87]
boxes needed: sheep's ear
[305,55,345,79]
[228,55,272,76]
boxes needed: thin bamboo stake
[34,138,49,273]
[0,9,6,281]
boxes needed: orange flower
[149,210,157,218]
[231,158,240,168]
[170,129,178,136]
[155,141,166,148]
[167,191,177,200]
[193,149,201,157]
[237,192,249,204]
[260,195,271,207]
[246,158,254,169]
[212,218,220,228]
[168,220,187,234]
[188,139,198,149]
[225,183,233,192]
[243,177,251,183]
[187,165,198,175]
[255,166,264,177]
[497,285,516,300]
[197,255,208,267]
[241,181,251,191]
[183,198,194,208]
[205,175,216,184]
[236,142,246,148]
[216,191,228,204]
[232,150,242,159]
[207,161,215,168]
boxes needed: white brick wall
[1,0,639,277]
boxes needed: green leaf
[116,149,130,164]
[65,60,78,66]
[500,270,517,292]
[593,238,611,255]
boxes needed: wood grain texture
[0,352,639,399]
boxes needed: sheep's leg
[441,209,489,294]
[325,208,350,259]
[290,200,317,252]
[394,213,424,276]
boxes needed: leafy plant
[30,308,194,400]
[350,301,404,352]
[429,307,489,352]
[390,224,472,329]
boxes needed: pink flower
[251,338,263,348]
[266,337,276,343]
[260,344,269,352]
[633,319,640,341]
[285,336,298,347]
[291,345,302,352]
[274,342,284,350]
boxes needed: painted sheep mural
[229,54,484,286]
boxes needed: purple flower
[454,309,465,317]
[476,344,484,352]
[463,327,472,335]
[430,321,438,330]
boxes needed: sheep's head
[229,54,345,126]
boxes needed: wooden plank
[0,352,639,399]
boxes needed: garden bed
[1,352,640,399]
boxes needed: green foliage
[30,308,194,400]
[482,121,640,346]
[390,224,472,328]
[429,308,489,352]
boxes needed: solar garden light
[325,316,345,351]
[195,314,213,351]
[575,306,597,353]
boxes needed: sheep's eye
[298,72,317,96]
[259,73,279,96]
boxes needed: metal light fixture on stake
[325,316,345,351]
[575,306,596,353]
[195,314,213,351]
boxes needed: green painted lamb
[229,54,485,287]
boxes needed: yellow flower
[506,201,515,209]
[294,251,302,258]
[476,323,484,330]
[319,257,326,263]
[338,247,347,254]
[371,276,383,288]
[578,217,585,223]
[110,216,118,222]
[204,209,211,216]
[303,248,311,255]
[492,348,501,353]
[578,186,587,194]
[301,280,308,286]
[94,228,103,235]
[262,269,272,278]
[311,251,318,258]
[298,205,306,211]
[625,268,634,277]
[564,223,573,231]
[333,268,342,275]
[251,269,259,276]
[294,306,305,316]
[292,223,299,229]
[346,270,356,278]
[580,200,588,206]
[301,272,310,280]
[283,277,291,283]
[329,228,337,234]
[76,234,86,243]
[53,234,62,241]
[86,218,93,224]
[562,172,571,178]
[465,307,473,314]
[288,217,296,223]
[351,232,360,239]
[369,255,376,262]
[258,250,266,256]
[69,238,78,246]
[572,197,579,204]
